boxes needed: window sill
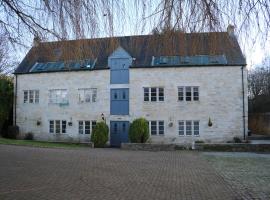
[143,101,165,103]
[48,103,69,106]
[177,100,200,103]
[150,134,165,136]
[178,135,200,137]
[78,102,97,104]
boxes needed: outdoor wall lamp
[36,120,41,126]
[168,117,173,127]
[101,113,106,123]
[68,117,73,126]
[208,117,213,127]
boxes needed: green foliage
[6,125,19,139]
[233,137,242,143]
[24,132,34,140]
[0,137,89,148]
[91,121,109,147]
[195,140,205,144]
[0,76,13,133]
[129,118,149,143]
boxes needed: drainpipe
[241,66,246,140]
[14,74,17,126]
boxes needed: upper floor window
[149,121,164,135]
[49,89,68,104]
[78,88,97,103]
[178,86,199,101]
[144,87,164,102]
[49,120,66,134]
[178,120,200,136]
[78,120,97,134]
[23,90,39,103]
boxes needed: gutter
[241,66,246,140]
[14,75,17,126]
[14,63,248,75]
[130,64,247,69]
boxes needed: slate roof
[14,32,246,74]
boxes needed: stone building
[14,28,247,146]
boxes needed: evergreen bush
[6,125,19,139]
[91,122,109,147]
[129,118,149,143]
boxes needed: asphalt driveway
[0,145,244,200]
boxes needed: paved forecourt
[0,145,240,200]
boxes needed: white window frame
[178,120,185,136]
[78,120,97,135]
[78,88,97,103]
[23,90,39,103]
[178,86,199,102]
[149,120,165,135]
[193,121,200,136]
[143,87,164,102]
[49,89,68,104]
[178,120,200,136]
[49,120,67,134]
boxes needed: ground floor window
[149,121,164,135]
[49,120,66,134]
[178,120,200,136]
[78,120,97,135]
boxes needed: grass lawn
[0,137,91,149]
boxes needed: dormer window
[159,57,168,64]
[108,46,132,84]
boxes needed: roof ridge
[39,31,228,44]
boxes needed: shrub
[233,137,242,143]
[0,76,13,134]
[129,118,149,143]
[5,125,19,139]
[195,140,204,144]
[24,132,34,140]
[91,122,109,147]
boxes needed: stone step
[248,135,270,140]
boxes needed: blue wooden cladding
[110,121,129,147]
[110,88,129,115]
[111,69,129,84]
[110,58,130,84]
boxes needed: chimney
[33,36,41,47]
[227,25,235,37]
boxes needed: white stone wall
[129,66,248,143]
[15,70,110,142]
[15,66,248,143]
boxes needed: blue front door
[110,121,129,147]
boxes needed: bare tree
[0,0,270,46]
[0,35,11,74]
[248,56,270,112]
[0,0,127,45]
[0,33,19,75]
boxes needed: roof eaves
[13,66,109,75]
